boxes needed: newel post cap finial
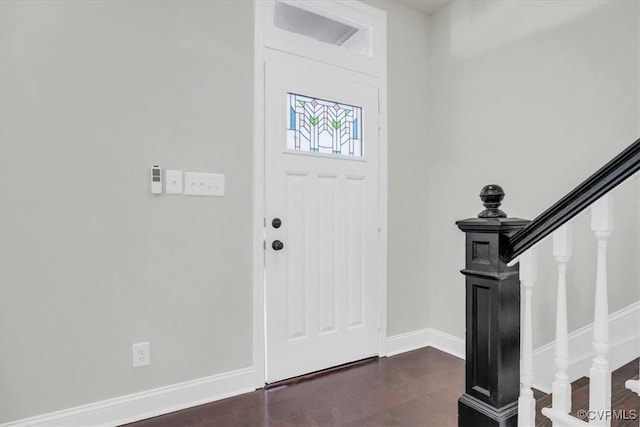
[478,184,507,218]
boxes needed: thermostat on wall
[150,165,162,194]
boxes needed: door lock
[272,240,284,251]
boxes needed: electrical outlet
[132,342,150,368]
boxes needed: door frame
[252,0,388,388]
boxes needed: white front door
[264,50,381,383]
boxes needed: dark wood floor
[124,350,639,427]
[124,347,465,427]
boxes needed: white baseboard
[385,302,640,396]
[5,303,637,427]
[532,301,640,394]
[386,327,465,360]
[1,367,256,427]
[6,330,463,427]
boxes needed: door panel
[285,172,310,341]
[318,174,338,335]
[346,176,364,329]
[265,50,380,383]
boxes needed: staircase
[535,358,639,427]
[456,138,640,427]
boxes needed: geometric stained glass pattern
[287,93,363,157]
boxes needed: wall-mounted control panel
[150,165,162,194]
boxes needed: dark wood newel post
[456,185,529,427]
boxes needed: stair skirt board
[532,301,640,394]
[385,302,640,395]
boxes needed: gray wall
[1,1,254,422]
[362,0,432,336]
[425,0,640,345]
[1,0,638,423]
[0,0,436,422]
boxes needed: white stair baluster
[551,224,573,414]
[625,360,640,395]
[518,247,538,427]
[589,194,613,426]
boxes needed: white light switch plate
[165,170,183,194]
[184,172,202,196]
[206,173,225,197]
[184,172,225,197]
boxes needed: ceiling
[396,0,452,16]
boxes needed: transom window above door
[273,1,371,56]
[286,93,363,158]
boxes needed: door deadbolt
[272,218,282,228]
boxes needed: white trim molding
[532,301,640,394]
[7,303,636,427]
[1,368,255,427]
[386,328,466,360]
[252,0,267,392]
[253,0,388,385]
[385,300,640,394]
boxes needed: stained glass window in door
[287,93,363,157]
